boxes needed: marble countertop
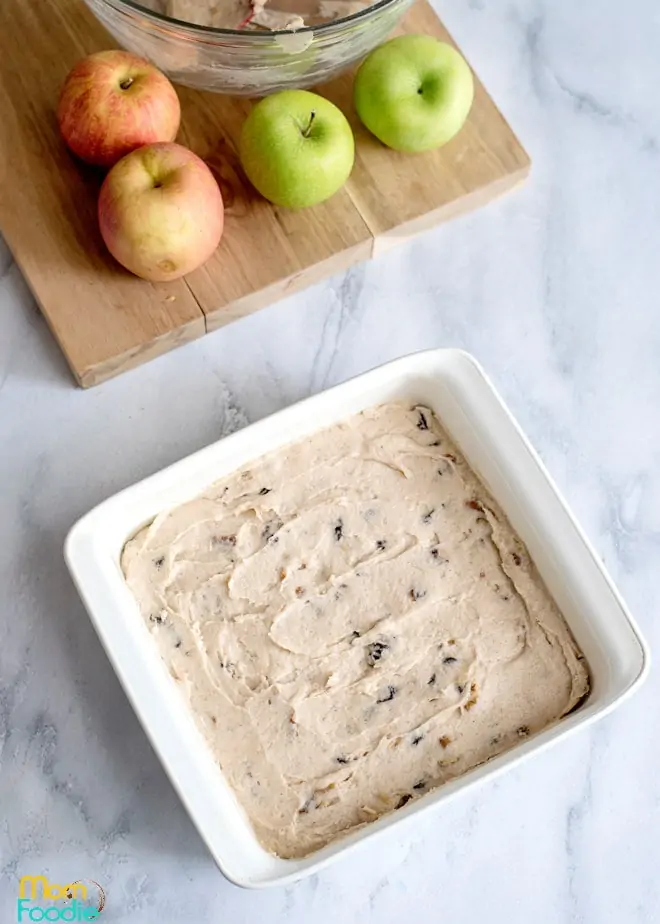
[2,0,660,920]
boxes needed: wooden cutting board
[0,0,529,387]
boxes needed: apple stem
[302,110,316,138]
[119,77,134,90]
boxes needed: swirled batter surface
[122,403,589,858]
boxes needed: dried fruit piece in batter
[376,685,397,703]
[365,640,390,667]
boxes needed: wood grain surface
[0,0,530,386]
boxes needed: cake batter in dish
[122,403,590,859]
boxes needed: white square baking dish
[65,349,649,888]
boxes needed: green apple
[239,90,355,209]
[354,35,474,153]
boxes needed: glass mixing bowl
[83,0,414,95]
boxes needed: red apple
[58,50,181,168]
[98,142,224,281]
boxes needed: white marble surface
[2,0,660,920]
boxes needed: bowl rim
[97,0,406,38]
